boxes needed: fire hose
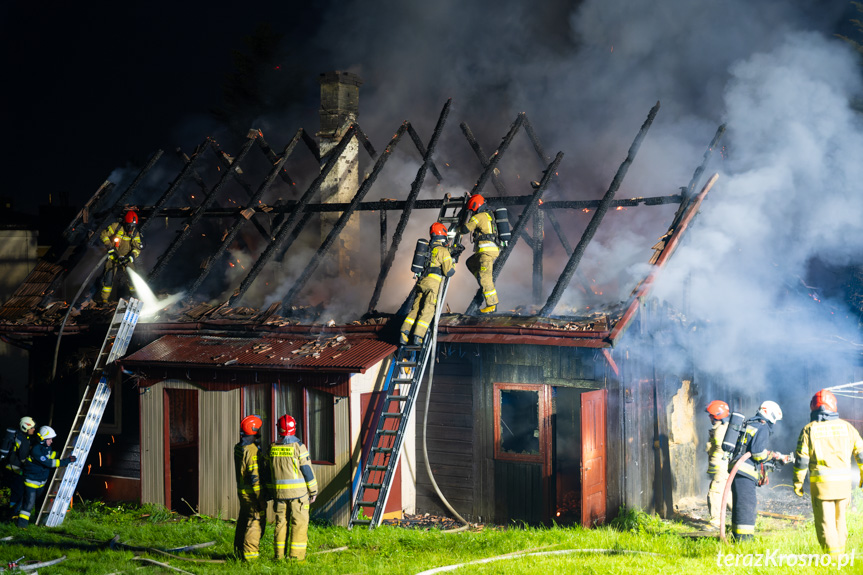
[48,252,109,425]
[718,452,749,542]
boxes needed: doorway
[164,388,199,515]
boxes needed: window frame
[492,382,549,464]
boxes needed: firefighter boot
[480,304,496,314]
[413,335,423,346]
[400,331,410,345]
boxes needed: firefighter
[1,417,36,522]
[459,194,499,314]
[269,414,318,561]
[704,400,732,529]
[17,426,75,528]
[793,389,863,557]
[729,400,789,541]
[400,223,455,346]
[99,209,143,303]
[234,415,269,561]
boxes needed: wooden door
[580,389,606,527]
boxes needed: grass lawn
[0,501,861,574]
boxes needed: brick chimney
[318,71,363,280]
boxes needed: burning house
[0,69,813,528]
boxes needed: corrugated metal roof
[0,260,64,321]
[122,334,396,374]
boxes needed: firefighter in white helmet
[728,401,790,541]
[269,414,317,561]
[704,400,732,529]
[234,415,269,561]
[1,416,36,522]
[793,389,863,558]
[17,426,75,528]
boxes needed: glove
[127,255,134,264]
[107,248,117,260]
[118,255,128,265]
[309,494,317,504]
[793,483,804,497]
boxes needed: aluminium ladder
[349,195,468,529]
[37,297,143,526]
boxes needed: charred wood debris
[0,101,726,334]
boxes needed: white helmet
[38,426,57,441]
[758,401,783,424]
[19,416,35,432]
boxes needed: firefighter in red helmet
[268,414,317,561]
[234,415,269,561]
[459,194,499,313]
[794,389,863,557]
[98,209,143,303]
[704,400,732,529]
[400,222,455,346]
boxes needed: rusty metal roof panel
[122,334,396,374]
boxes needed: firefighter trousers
[707,469,731,525]
[730,475,757,541]
[401,280,441,340]
[101,261,136,302]
[16,483,45,528]
[812,496,849,556]
[274,496,310,560]
[466,252,498,306]
[234,498,266,561]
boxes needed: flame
[87,464,91,475]
[98,452,102,467]
[229,262,235,267]
[582,208,590,213]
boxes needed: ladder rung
[362,483,382,489]
[356,501,379,507]
[377,430,398,436]
[351,519,372,525]
[391,378,413,384]
[397,361,418,368]
[367,465,387,471]
[372,447,393,453]
[387,395,409,401]
[381,413,403,418]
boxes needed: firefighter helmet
[19,416,35,432]
[240,415,263,436]
[758,401,783,424]
[38,426,57,441]
[466,194,485,212]
[429,222,448,240]
[810,389,838,413]
[705,400,730,420]
[124,210,138,225]
[278,414,297,437]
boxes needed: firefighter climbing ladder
[37,297,143,527]
[349,195,467,529]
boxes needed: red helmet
[466,194,485,212]
[810,389,838,413]
[429,222,448,240]
[705,400,730,420]
[124,210,138,225]
[278,414,296,436]
[240,415,263,436]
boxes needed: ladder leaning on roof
[349,194,468,529]
[37,297,143,527]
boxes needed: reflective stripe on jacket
[234,437,267,502]
[794,418,863,499]
[100,222,143,259]
[462,212,500,254]
[268,436,317,500]
[733,418,771,481]
[707,421,729,475]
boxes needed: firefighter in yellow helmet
[234,415,269,561]
[460,194,499,314]
[99,210,143,303]
[400,222,455,346]
[269,415,317,561]
[704,400,732,529]
[793,389,863,557]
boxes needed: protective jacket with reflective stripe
[24,442,70,488]
[100,222,143,259]
[461,211,500,254]
[794,418,863,499]
[731,417,772,482]
[707,421,729,475]
[268,435,318,501]
[234,436,267,503]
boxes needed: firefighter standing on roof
[728,400,789,541]
[460,194,499,314]
[704,400,732,529]
[99,210,143,303]
[401,223,455,346]
[1,416,36,522]
[16,426,75,528]
[269,415,317,561]
[234,415,269,561]
[793,389,863,557]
